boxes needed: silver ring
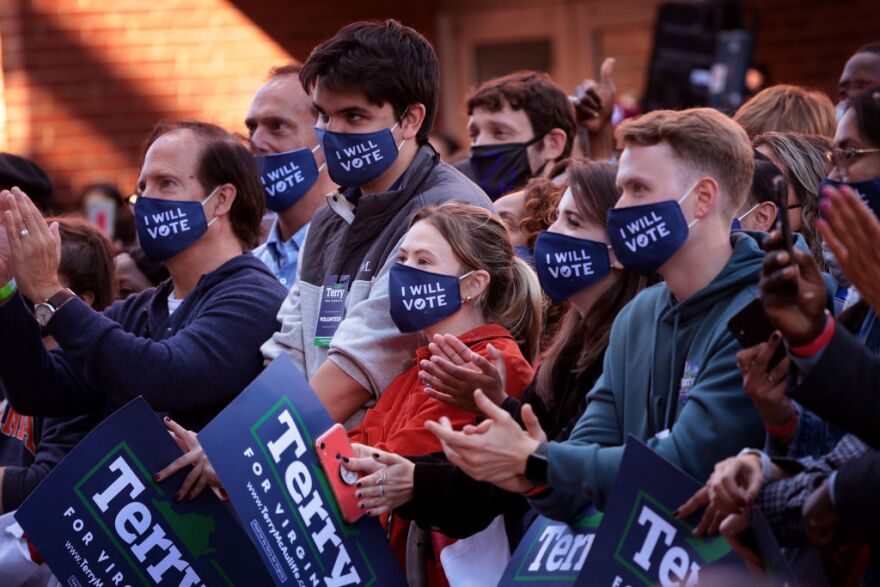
[380,485,385,498]
[18,229,30,238]
[377,470,386,485]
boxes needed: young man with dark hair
[464,70,577,200]
[248,65,337,287]
[262,19,491,425]
[429,108,769,519]
[0,121,287,431]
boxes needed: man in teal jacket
[428,107,767,519]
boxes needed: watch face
[34,303,54,327]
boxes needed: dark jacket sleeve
[1,413,99,511]
[395,452,527,539]
[41,287,281,414]
[834,450,880,541]
[789,326,880,448]
[0,294,104,417]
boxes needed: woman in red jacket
[347,201,540,585]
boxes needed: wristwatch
[525,440,550,486]
[34,289,76,327]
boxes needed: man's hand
[676,454,765,536]
[803,480,839,547]
[573,58,616,133]
[425,391,546,486]
[418,334,508,412]
[736,333,794,432]
[2,188,64,302]
[759,228,827,347]
[817,184,880,313]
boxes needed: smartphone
[727,298,786,371]
[315,424,364,524]
[771,175,794,256]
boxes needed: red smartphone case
[315,424,363,524]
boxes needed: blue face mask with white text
[389,263,473,333]
[820,177,880,219]
[533,231,612,303]
[606,183,697,276]
[255,146,323,212]
[134,188,218,262]
[316,122,404,187]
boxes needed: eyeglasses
[824,147,880,172]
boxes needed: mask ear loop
[393,108,411,151]
[311,144,327,173]
[678,180,701,229]
[737,202,762,223]
[202,185,221,227]
[458,269,477,303]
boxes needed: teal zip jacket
[532,231,768,520]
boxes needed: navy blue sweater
[0,254,287,431]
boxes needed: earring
[463,296,473,303]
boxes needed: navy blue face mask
[469,136,543,201]
[134,188,218,262]
[820,177,880,218]
[534,230,612,303]
[606,183,698,276]
[316,121,404,187]
[256,146,323,212]
[389,263,473,333]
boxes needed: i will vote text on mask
[544,249,596,279]
[334,140,383,171]
[262,161,306,197]
[142,208,191,239]
[618,212,670,252]
[399,281,447,311]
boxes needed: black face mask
[469,135,544,200]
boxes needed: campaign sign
[499,508,603,585]
[15,397,271,587]
[576,437,747,586]
[199,355,406,587]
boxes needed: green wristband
[0,279,16,301]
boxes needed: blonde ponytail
[495,256,542,363]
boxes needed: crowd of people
[0,17,878,586]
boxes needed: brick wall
[0,0,438,210]
[0,0,292,209]
[0,0,875,209]
[749,0,880,98]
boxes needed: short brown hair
[143,121,265,250]
[467,71,576,159]
[300,20,439,145]
[616,108,755,215]
[733,84,836,139]
[52,216,116,311]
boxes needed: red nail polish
[153,474,161,481]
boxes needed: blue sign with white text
[499,508,603,585]
[199,354,406,587]
[577,437,795,586]
[15,397,271,586]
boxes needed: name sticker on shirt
[678,360,699,406]
[314,274,349,347]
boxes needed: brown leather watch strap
[47,288,76,309]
